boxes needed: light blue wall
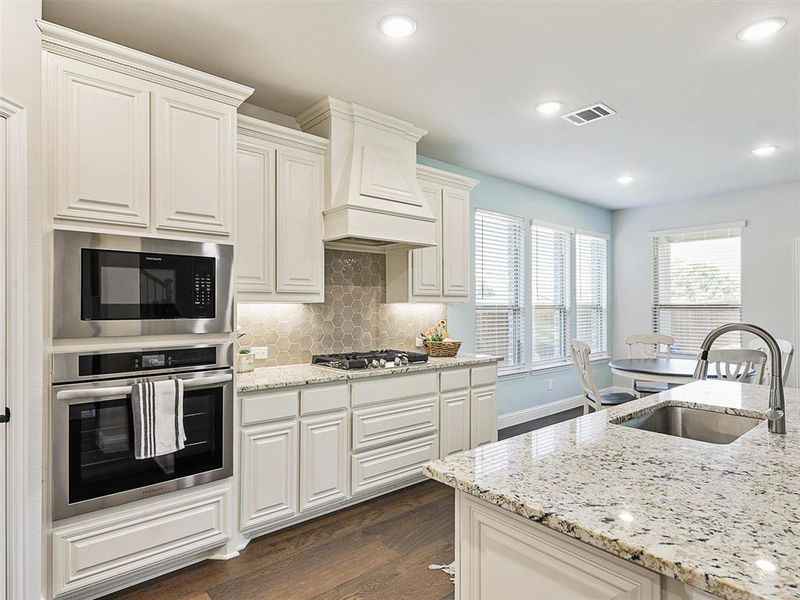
[417,155,614,417]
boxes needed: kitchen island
[423,380,800,600]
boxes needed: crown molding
[237,114,328,153]
[38,20,254,107]
[297,96,427,142]
[416,164,480,190]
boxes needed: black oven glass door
[68,386,223,504]
[81,248,215,321]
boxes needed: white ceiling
[43,1,800,210]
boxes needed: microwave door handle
[55,373,233,401]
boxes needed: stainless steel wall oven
[53,230,234,338]
[51,344,234,520]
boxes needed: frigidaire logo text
[144,256,162,261]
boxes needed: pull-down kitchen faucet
[693,323,786,434]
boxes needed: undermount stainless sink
[614,405,764,445]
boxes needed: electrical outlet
[547,378,553,391]
[253,347,269,360]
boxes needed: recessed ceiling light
[737,17,786,41]
[618,511,635,523]
[616,175,634,185]
[535,101,564,115]
[379,15,417,38]
[752,145,778,157]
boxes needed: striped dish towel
[131,379,187,459]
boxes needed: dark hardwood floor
[103,481,456,600]
[498,406,583,439]
[102,408,579,600]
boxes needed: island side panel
[456,490,662,600]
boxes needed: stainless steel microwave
[53,231,234,339]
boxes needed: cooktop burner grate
[311,349,428,370]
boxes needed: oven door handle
[55,373,233,401]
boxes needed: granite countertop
[423,380,800,600]
[236,354,502,393]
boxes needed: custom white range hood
[297,97,436,249]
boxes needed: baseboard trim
[497,387,625,430]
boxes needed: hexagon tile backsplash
[237,250,447,367]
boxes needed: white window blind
[531,223,571,367]
[575,233,608,356]
[652,226,742,355]
[475,210,526,374]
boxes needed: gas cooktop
[311,349,428,370]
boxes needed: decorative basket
[424,340,462,358]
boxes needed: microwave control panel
[192,258,215,316]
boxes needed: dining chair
[624,333,675,396]
[571,340,637,414]
[747,338,794,382]
[706,349,768,384]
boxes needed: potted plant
[237,346,256,373]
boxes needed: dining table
[608,357,702,385]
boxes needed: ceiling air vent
[561,103,616,126]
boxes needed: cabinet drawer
[241,389,298,425]
[440,368,470,392]
[52,486,230,598]
[351,434,438,497]
[301,384,348,415]
[352,396,438,452]
[351,371,438,407]
[471,364,498,388]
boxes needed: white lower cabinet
[51,485,231,599]
[351,434,439,497]
[240,420,298,530]
[470,386,498,448]
[351,395,438,452]
[457,491,661,600]
[236,364,498,540]
[300,411,348,512]
[440,389,470,457]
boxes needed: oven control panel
[78,346,219,377]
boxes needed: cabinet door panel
[300,411,348,512]
[240,421,298,530]
[440,390,470,457]
[153,88,234,236]
[236,140,276,293]
[442,187,470,297]
[470,386,498,448]
[276,148,323,294]
[458,493,661,600]
[50,55,150,226]
[412,183,443,297]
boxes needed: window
[575,232,608,357]
[652,225,742,355]
[475,210,525,374]
[531,223,571,367]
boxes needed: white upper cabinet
[276,147,324,294]
[47,55,150,227]
[236,140,276,294]
[411,182,443,297]
[40,21,253,241]
[385,164,479,303]
[236,116,327,303]
[153,88,235,236]
[441,186,470,297]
